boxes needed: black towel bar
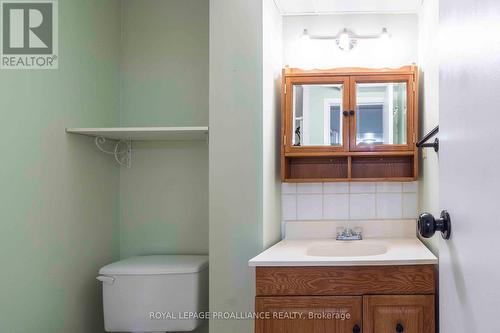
[416,125,439,152]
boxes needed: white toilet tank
[97,255,208,333]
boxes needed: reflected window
[356,82,407,145]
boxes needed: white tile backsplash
[403,181,419,193]
[323,183,349,194]
[297,183,323,194]
[376,182,403,193]
[402,192,418,218]
[323,194,349,219]
[350,182,376,193]
[281,183,297,194]
[297,194,323,220]
[350,194,376,219]
[285,220,417,239]
[282,182,419,222]
[376,193,403,219]
[282,194,297,220]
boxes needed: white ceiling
[274,0,421,15]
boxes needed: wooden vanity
[255,265,435,333]
[266,64,433,332]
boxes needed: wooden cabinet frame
[284,76,351,154]
[280,65,419,182]
[349,74,415,152]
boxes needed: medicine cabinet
[281,65,418,182]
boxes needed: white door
[440,0,500,332]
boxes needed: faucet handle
[344,228,354,236]
[336,226,362,240]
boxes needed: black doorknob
[353,324,361,333]
[418,210,451,239]
[396,323,404,332]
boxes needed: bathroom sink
[306,241,388,257]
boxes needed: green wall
[209,0,270,332]
[117,3,209,333]
[118,0,209,260]
[0,1,121,332]
[0,1,209,332]
[118,1,209,331]
[262,0,282,248]
[119,141,208,259]
[120,0,209,127]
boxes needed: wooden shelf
[285,151,415,157]
[351,155,414,179]
[282,155,416,182]
[284,156,348,181]
[66,126,209,167]
[283,177,416,183]
[65,126,209,141]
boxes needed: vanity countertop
[248,238,437,267]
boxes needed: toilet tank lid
[99,255,208,275]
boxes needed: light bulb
[380,28,390,41]
[338,30,350,51]
[301,29,310,41]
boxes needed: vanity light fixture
[301,27,391,51]
[338,29,355,51]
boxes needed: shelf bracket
[94,136,131,168]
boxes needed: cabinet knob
[349,110,355,116]
[343,111,349,116]
[353,324,361,333]
[396,323,404,332]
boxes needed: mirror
[292,84,344,146]
[355,82,407,145]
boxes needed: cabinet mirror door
[285,77,350,153]
[350,75,414,151]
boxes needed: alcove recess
[280,66,419,183]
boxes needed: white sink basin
[307,241,388,257]
[249,238,438,266]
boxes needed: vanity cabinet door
[363,295,435,333]
[349,75,415,152]
[255,296,362,333]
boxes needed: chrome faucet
[336,227,362,241]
